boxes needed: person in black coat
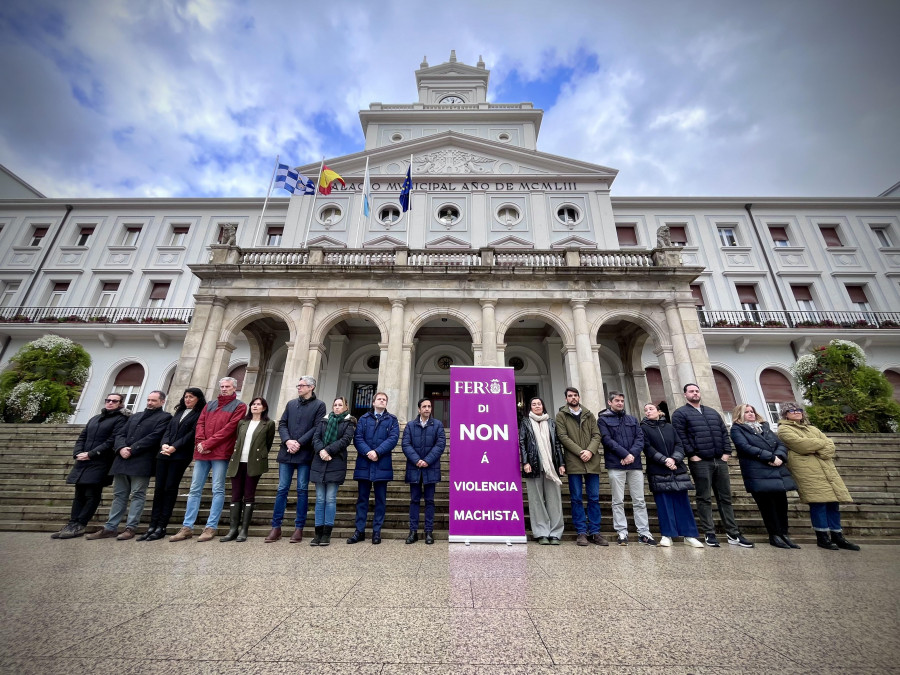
[139,387,206,541]
[730,403,800,549]
[53,393,128,539]
[401,397,446,545]
[641,403,703,548]
[518,397,566,545]
[309,396,357,546]
[86,390,172,540]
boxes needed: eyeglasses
[296,384,311,389]
[105,398,121,403]
[784,408,803,413]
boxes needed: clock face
[440,95,464,104]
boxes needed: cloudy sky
[1,0,898,199]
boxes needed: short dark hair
[683,383,700,393]
[565,387,580,396]
[149,390,166,401]
[417,397,432,409]
[607,390,625,402]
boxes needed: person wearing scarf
[518,397,566,545]
[310,397,357,546]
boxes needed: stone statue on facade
[221,223,237,247]
[656,224,673,248]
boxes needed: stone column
[654,345,680,410]
[480,299,498,366]
[663,299,697,388]
[632,369,651,410]
[544,336,566,404]
[305,342,326,384]
[319,335,348,404]
[571,300,602,413]
[376,342,389,393]
[281,298,317,404]
[383,299,406,408]
[172,296,229,395]
[398,341,414,426]
[242,366,260,399]
[206,341,236,392]
[563,345,580,392]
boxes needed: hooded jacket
[194,394,247,461]
[777,419,852,504]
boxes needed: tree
[790,339,900,433]
[0,335,91,424]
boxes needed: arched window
[713,369,737,414]
[228,364,247,398]
[113,363,145,412]
[760,368,796,420]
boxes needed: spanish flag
[318,165,345,195]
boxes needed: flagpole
[255,154,280,246]
[303,157,326,248]
[406,153,413,248]
[356,156,370,250]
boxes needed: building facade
[2,53,899,425]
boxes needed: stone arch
[591,308,669,351]
[219,305,296,344]
[496,308,573,346]
[709,361,744,414]
[102,357,150,414]
[158,360,179,397]
[755,363,799,420]
[403,306,480,344]
[502,343,549,376]
[311,306,389,345]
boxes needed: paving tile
[470,578,645,610]
[201,574,360,607]
[338,576,473,608]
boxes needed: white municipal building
[1,52,899,426]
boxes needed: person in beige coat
[776,402,859,551]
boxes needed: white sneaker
[658,536,672,547]
[685,537,704,548]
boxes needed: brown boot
[264,527,282,543]
[197,527,217,542]
[289,527,303,543]
[169,526,193,542]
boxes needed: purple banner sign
[448,366,526,543]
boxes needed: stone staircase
[0,425,898,541]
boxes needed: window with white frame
[871,226,893,248]
[616,225,638,246]
[98,281,120,308]
[266,226,283,246]
[845,285,871,312]
[556,205,580,225]
[497,205,521,226]
[668,225,688,247]
[147,282,170,308]
[819,225,843,247]
[121,225,142,246]
[790,285,817,313]
[29,226,48,247]
[0,281,20,308]
[768,225,791,247]
[379,205,401,224]
[437,205,460,225]
[735,284,760,320]
[75,226,95,247]
[318,206,343,226]
[717,226,738,247]
[47,281,70,308]
[168,225,190,246]
[113,363,144,413]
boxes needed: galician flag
[362,163,373,217]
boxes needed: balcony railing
[699,309,900,329]
[0,306,194,325]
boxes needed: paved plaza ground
[0,531,898,674]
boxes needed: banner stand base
[449,535,528,545]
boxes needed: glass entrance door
[423,383,451,428]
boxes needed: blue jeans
[809,502,842,531]
[568,473,602,535]
[271,462,310,528]
[182,460,228,529]
[409,481,436,532]
[355,480,388,534]
[314,482,339,527]
[105,474,150,531]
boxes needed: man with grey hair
[265,375,326,543]
[87,390,171,540]
[170,377,246,542]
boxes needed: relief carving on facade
[414,149,497,174]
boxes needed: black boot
[769,535,790,549]
[831,531,860,551]
[236,504,254,542]
[310,525,323,546]
[781,534,801,549]
[816,531,839,550]
[405,530,418,544]
[220,503,242,542]
[320,525,332,546]
[346,530,366,544]
[146,526,166,541]
[425,531,435,545]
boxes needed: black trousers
[751,491,790,536]
[149,458,191,528]
[70,483,104,526]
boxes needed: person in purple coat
[401,398,446,545]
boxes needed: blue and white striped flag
[273,164,315,195]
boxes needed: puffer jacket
[311,414,357,484]
[194,394,247,461]
[66,408,128,485]
[597,408,644,470]
[110,406,173,477]
[641,417,693,493]
[777,419,852,504]
[730,422,796,493]
[671,404,733,460]
[555,406,603,474]
[277,394,327,465]
[353,410,399,482]
[518,416,564,478]
[401,416,446,484]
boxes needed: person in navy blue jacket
[347,391,399,545]
[401,397,446,545]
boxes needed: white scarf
[529,412,561,486]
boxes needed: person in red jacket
[170,377,246,542]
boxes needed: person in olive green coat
[222,397,276,542]
[555,387,607,546]
[776,401,859,552]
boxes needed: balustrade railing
[581,251,654,267]
[407,250,482,266]
[323,250,395,266]
[494,251,565,267]
[699,309,900,329]
[240,249,309,265]
[0,306,194,325]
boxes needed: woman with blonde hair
[730,403,798,549]
[310,396,356,546]
[776,402,859,551]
